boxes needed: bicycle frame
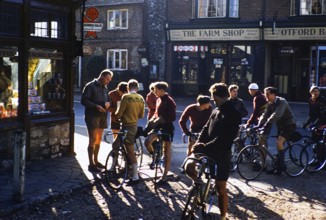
[236,129,308,180]
[182,154,218,219]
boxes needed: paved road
[2,93,325,219]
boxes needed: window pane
[122,10,127,28]
[108,51,114,68]
[28,48,65,114]
[121,51,127,69]
[229,0,239,17]
[0,47,19,119]
[108,11,114,29]
[0,4,21,35]
[115,11,120,28]
[115,51,120,68]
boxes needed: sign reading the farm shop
[264,27,326,40]
[169,28,260,41]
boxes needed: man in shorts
[81,69,113,172]
[184,83,241,220]
[114,79,145,185]
[257,86,296,175]
[144,81,176,185]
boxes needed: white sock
[132,163,139,180]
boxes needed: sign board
[170,28,260,41]
[264,27,326,40]
[84,23,103,32]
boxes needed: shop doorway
[272,56,293,99]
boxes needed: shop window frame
[27,41,70,117]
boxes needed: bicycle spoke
[284,144,307,177]
[237,145,265,180]
[305,143,326,172]
[134,137,143,168]
[105,150,128,190]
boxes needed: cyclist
[184,83,241,220]
[303,85,326,129]
[303,85,326,167]
[146,82,158,120]
[81,69,112,172]
[246,83,267,127]
[228,84,248,119]
[144,81,176,185]
[257,87,296,175]
[114,79,145,186]
[179,95,212,157]
[108,82,128,140]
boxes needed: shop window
[197,0,239,18]
[30,9,68,39]
[28,48,65,114]
[293,0,326,15]
[107,9,128,29]
[107,49,128,70]
[229,45,253,87]
[0,4,21,35]
[0,47,19,119]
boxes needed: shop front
[168,28,262,99]
[264,26,326,101]
[0,0,80,164]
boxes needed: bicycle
[230,124,259,172]
[181,154,218,220]
[104,126,144,190]
[148,129,171,190]
[236,128,309,180]
[301,126,326,172]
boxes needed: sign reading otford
[170,28,260,41]
[264,27,326,40]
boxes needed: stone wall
[30,122,70,160]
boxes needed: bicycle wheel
[283,144,308,177]
[134,137,143,168]
[237,145,265,180]
[105,149,128,190]
[304,143,326,172]
[182,186,200,220]
[153,143,163,189]
[230,140,243,172]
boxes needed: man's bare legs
[87,128,104,170]
[161,141,171,181]
[215,180,228,220]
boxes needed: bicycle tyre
[283,143,308,177]
[134,137,143,168]
[304,143,326,173]
[105,149,128,190]
[153,142,163,189]
[237,145,265,180]
[181,186,200,220]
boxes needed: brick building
[77,0,167,93]
[166,0,326,101]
